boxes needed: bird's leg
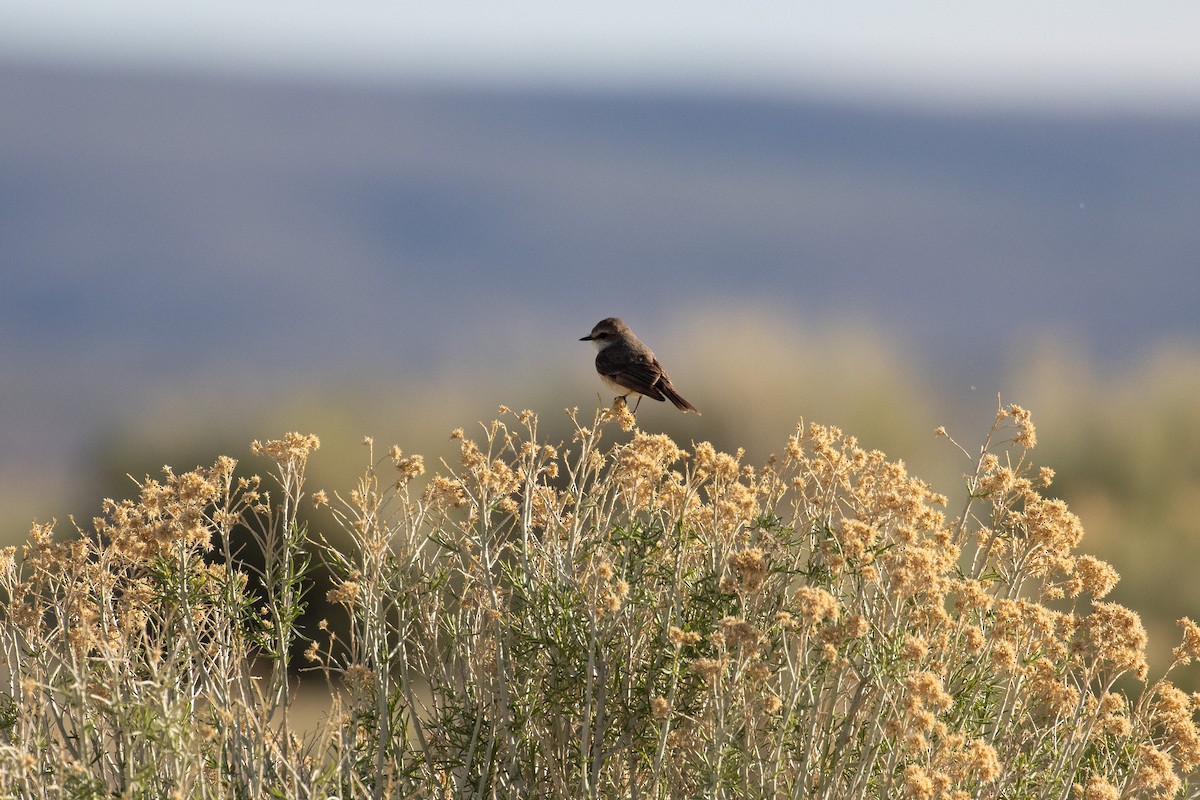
[632,395,642,413]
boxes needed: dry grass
[2,402,1199,798]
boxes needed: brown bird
[580,317,700,414]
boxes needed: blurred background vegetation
[2,3,1199,682]
[16,315,1199,681]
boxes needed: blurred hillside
[2,61,1199,676]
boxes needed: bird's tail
[661,382,701,415]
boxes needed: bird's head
[580,317,629,348]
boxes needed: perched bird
[580,317,700,414]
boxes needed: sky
[3,1,1200,110]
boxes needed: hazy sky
[3,1,1199,110]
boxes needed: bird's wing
[596,349,667,400]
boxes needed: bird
[580,317,700,414]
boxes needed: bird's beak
[579,335,593,341]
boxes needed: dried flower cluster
[0,434,319,798]
[2,407,1199,799]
